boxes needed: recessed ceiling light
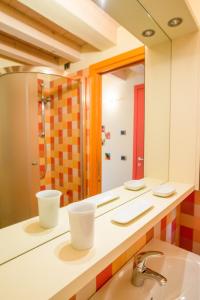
[142,29,155,37]
[168,17,183,27]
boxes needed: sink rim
[91,239,200,300]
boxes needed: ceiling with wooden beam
[1,0,198,70]
[18,0,118,49]
[0,32,61,68]
[0,0,118,69]
[2,0,87,47]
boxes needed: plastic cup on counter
[36,190,62,229]
[68,201,96,250]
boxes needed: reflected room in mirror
[0,71,83,229]
[0,0,172,266]
[101,63,145,192]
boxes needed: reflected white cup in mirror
[36,190,62,229]
[68,202,96,250]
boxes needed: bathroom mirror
[0,0,171,264]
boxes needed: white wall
[186,0,200,26]
[102,73,144,192]
[168,0,200,188]
[144,41,171,181]
[169,31,200,188]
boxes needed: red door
[133,84,145,179]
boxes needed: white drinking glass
[36,190,62,229]
[68,201,96,250]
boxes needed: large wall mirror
[0,0,171,265]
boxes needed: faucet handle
[135,251,164,271]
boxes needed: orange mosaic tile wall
[69,206,179,300]
[180,190,200,254]
[38,76,82,205]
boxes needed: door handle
[32,161,38,166]
[137,157,144,161]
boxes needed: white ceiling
[111,63,144,80]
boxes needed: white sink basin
[91,239,200,300]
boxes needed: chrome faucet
[132,251,167,287]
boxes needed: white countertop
[0,177,162,265]
[0,182,194,300]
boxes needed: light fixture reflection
[142,29,155,37]
[168,17,183,27]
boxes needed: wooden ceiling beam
[17,0,118,50]
[0,4,81,62]
[0,34,62,68]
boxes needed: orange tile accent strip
[180,191,200,254]
[96,264,112,291]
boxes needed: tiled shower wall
[38,76,81,205]
[70,69,90,197]
[70,206,179,300]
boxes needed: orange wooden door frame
[88,46,145,196]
